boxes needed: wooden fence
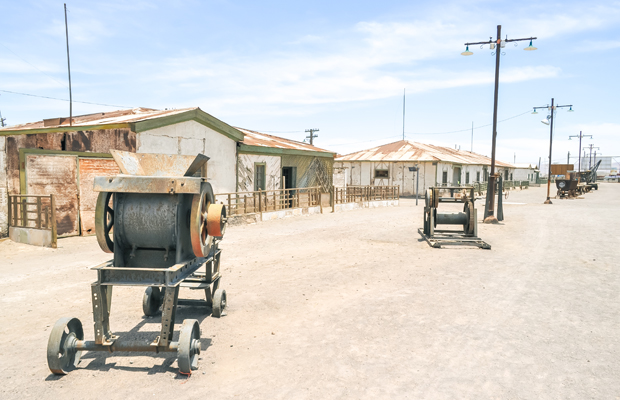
[216,187,321,216]
[333,185,400,204]
[8,194,57,247]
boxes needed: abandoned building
[0,107,334,238]
[333,140,516,196]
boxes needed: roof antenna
[64,4,73,126]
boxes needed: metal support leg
[92,283,115,345]
[158,285,179,346]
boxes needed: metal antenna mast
[64,4,73,126]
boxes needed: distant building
[512,163,539,183]
[0,108,334,238]
[334,140,515,196]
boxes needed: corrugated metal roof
[337,140,514,167]
[236,127,334,154]
[0,107,197,131]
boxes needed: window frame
[254,162,266,191]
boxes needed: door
[453,166,461,186]
[26,154,79,237]
[78,158,119,235]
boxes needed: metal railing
[216,187,321,216]
[333,185,399,204]
[7,194,57,247]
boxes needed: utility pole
[64,3,73,126]
[587,144,600,169]
[568,131,591,177]
[567,151,570,164]
[532,99,573,204]
[402,88,406,141]
[514,152,516,164]
[471,121,473,152]
[463,25,537,223]
[305,128,319,146]
[0,110,6,127]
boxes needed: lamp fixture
[568,106,574,112]
[524,40,537,51]
[461,45,473,56]
[531,109,538,114]
[541,115,551,125]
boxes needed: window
[510,173,513,181]
[476,171,480,182]
[465,172,470,184]
[442,171,448,184]
[254,163,266,191]
[375,169,389,178]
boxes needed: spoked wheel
[212,289,227,318]
[95,192,114,253]
[190,184,215,258]
[142,287,162,316]
[178,319,201,374]
[47,317,84,375]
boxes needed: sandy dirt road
[0,184,618,399]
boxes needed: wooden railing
[8,194,57,247]
[333,185,399,204]
[216,187,321,216]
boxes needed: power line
[0,43,69,89]
[0,89,134,109]
[405,110,531,135]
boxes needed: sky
[1,0,619,168]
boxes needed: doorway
[453,166,461,186]
[282,167,296,208]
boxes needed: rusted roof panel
[0,107,196,131]
[337,140,514,167]
[236,127,334,154]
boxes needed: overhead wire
[0,89,134,109]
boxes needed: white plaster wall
[137,120,237,194]
[360,163,371,186]
[513,168,533,181]
[237,154,281,192]
[0,136,7,237]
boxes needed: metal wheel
[190,184,215,258]
[47,317,84,375]
[95,192,114,253]
[212,289,227,318]
[207,203,227,239]
[463,201,475,235]
[178,319,201,373]
[142,286,162,316]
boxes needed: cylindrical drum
[116,193,178,250]
[435,212,467,226]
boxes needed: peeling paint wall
[0,128,135,238]
[137,120,236,194]
[237,154,281,192]
[281,155,333,192]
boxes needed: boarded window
[442,171,448,184]
[375,169,389,178]
[465,172,470,184]
[26,154,79,237]
[254,163,266,191]
[476,171,480,182]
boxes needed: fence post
[227,194,232,215]
[21,197,27,227]
[7,195,12,228]
[258,190,263,213]
[50,194,57,248]
[36,197,42,229]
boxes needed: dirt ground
[0,184,618,399]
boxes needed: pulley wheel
[142,286,162,316]
[178,319,201,373]
[190,184,215,258]
[207,203,227,239]
[212,289,227,318]
[47,317,84,375]
[95,192,114,253]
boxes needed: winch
[47,150,228,375]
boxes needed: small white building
[334,140,515,196]
[512,163,539,183]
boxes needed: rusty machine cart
[47,150,228,375]
[418,186,490,249]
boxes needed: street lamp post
[532,99,573,204]
[569,131,592,179]
[462,25,537,223]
